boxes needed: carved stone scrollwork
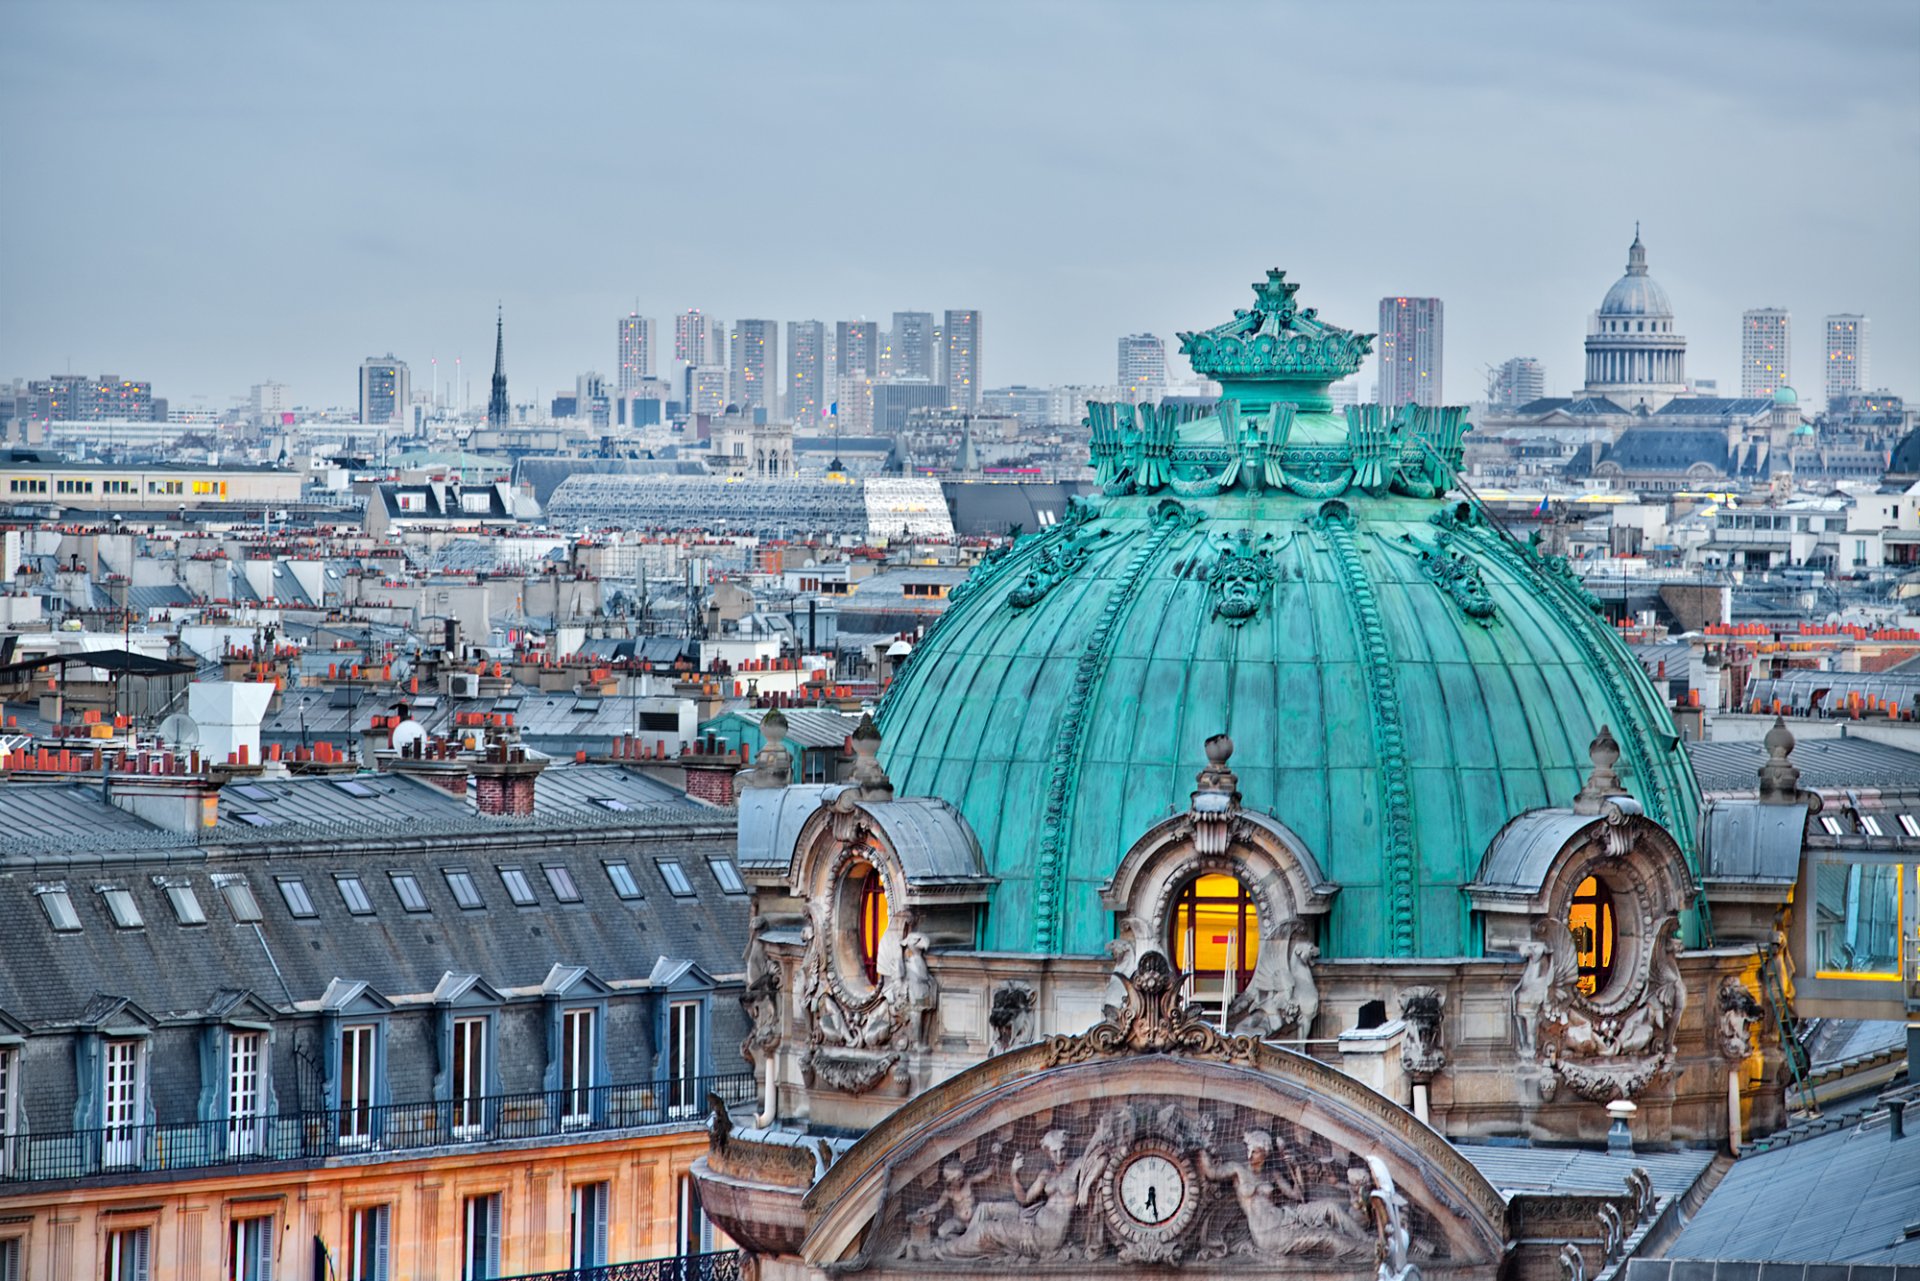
[1047,951,1262,1068]
[1514,910,1688,1102]
[1225,918,1319,1043]
[1397,987,1446,1082]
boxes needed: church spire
[1625,225,1648,276]
[487,305,510,427]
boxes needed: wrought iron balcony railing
[0,1072,754,1185]
[495,1251,743,1281]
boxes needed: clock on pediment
[1102,1144,1199,1260]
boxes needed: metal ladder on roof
[1762,949,1817,1117]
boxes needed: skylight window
[162,882,206,926]
[37,887,81,932]
[232,783,276,803]
[1900,815,1920,838]
[1819,815,1845,835]
[657,861,693,897]
[390,873,429,912]
[100,887,144,929]
[543,864,581,902]
[232,811,275,828]
[215,877,263,923]
[336,876,373,915]
[709,859,746,894]
[498,867,537,906]
[592,797,631,812]
[278,878,317,918]
[331,779,379,798]
[444,869,484,909]
[604,861,642,900]
[1861,815,1884,837]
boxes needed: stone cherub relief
[1224,916,1321,1041]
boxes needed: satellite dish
[157,714,201,748]
[389,719,427,754]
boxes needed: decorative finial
[1757,715,1802,805]
[736,706,792,791]
[846,713,893,802]
[1189,733,1241,854]
[1572,724,1629,814]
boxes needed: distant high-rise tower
[675,310,710,369]
[787,322,826,423]
[1739,309,1790,398]
[1377,297,1443,407]
[1824,314,1869,408]
[618,313,654,393]
[487,310,509,427]
[1116,334,1167,401]
[890,312,935,381]
[1487,357,1546,409]
[730,319,777,415]
[944,310,980,411]
[836,321,879,379]
[359,355,410,426]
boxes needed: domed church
[1581,226,1689,411]
[697,271,1801,1279]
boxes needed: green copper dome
[875,272,1702,960]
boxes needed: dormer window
[1168,873,1258,1019]
[1568,876,1618,997]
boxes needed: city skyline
[1,2,1914,413]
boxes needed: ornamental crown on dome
[1176,269,1375,384]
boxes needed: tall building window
[676,1174,712,1255]
[1168,874,1260,1018]
[452,1017,487,1136]
[339,1024,377,1144]
[561,1008,595,1124]
[102,1039,146,1167]
[347,1205,389,1281]
[462,1193,502,1280]
[227,1030,266,1156]
[105,1227,151,1281]
[667,1001,702,1118]
[228,1214,274,1281]
[570,1182,610,1269]
[1568,876,1618,997]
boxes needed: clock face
[1118,1152,1185,1226]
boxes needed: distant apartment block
[836,321,879,379]
[1741,308,1791,398]
[889,312,935,381]
[1117,333,1167,401]
[944,310,980,411]
[1377,297,1443,407]
[787,321,827,423]
[1825,314,1869,408]
[618,313,655,392]
[358,355,410,426]
[730,319,777,415]
[1487,357,1545,409]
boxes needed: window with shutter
[570,1182,609,1268]
[0,1236,21,1281]
[348,1206,389,1281]
[229,1216,273,1281]
[462,1194,501,1280]
[106,1228,151,1281]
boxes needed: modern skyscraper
[836,321,879,378]
[787,321,827,424]
[1377,296,1443,407]
[1117,334,1167,401]
[1739,308,1791,398]
[1824,314,1869,408]
[1487,357,1546,409]
[730,319,778,415]
[674,310,710,369]
[943,310,980,411]
[617,313,655,393]
[487,311,509,427]
[359,355,410,426]
[890,312,935,381]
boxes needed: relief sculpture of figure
[906,1153,1000,1246]
[902,931,938,1050]
[930,1120,1115,1262]
[1228,918,1318,1040]
[1612,914,1686,1058]
[1513,917,1579,1058]
[1196,1130,1371,1260]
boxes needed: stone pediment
[796,958,1505,1277]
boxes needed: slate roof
[1687,737,1920,793]
[1651,396,1777,418]
[1661,1101,1920,1264]
[941,480,1099,537]
[1453,1141,1713,1200]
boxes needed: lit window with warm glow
[851,860,888,985]
[1168,874,1260,1014]
[1568,876,1617,997]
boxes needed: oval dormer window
[1568,874,1618,997]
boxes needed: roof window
[1900,815,1920,838]
[231,783,276,803]
[331,779,379,799]
[214,876,263,923]
[592,797,632,812]
[605,861,642,900]
[657,861,693,897]
[278,878,317,918]
[161,881,206,926]
[444,868,484,909]
[1819,815,1845,836]
[232,811,275,828]
[543,864,581,903]
[709,859,746,894]
[100,887,144,929]
[336,876,373,915]
[499,866,537,906]
[390,873,429,912]
[1861,814,1884,837]
[37,886,80,932]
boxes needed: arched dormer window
[1168,873,1259,1014]
[1568,875,1617,997]
[851,859,889,986]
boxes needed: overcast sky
[3,1,1915,413]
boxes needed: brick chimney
[384,735,472,797]
[680,733,745,807]
[469,740,546,816]
[105,756,222,832]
